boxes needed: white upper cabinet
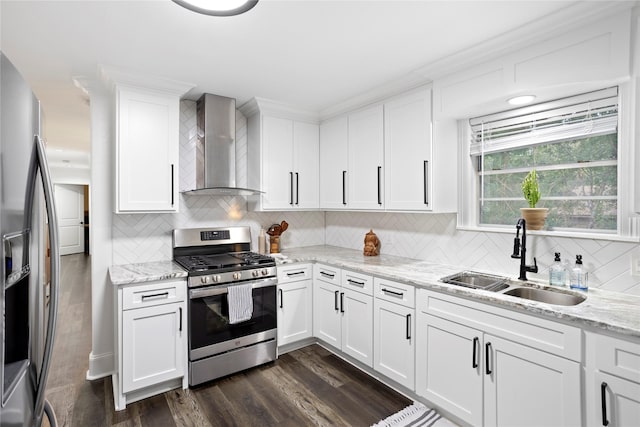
[319,116,349,209]
[242,98,319,211]
[347,105,385,210]
[384,88,432,211]
[106,68,194,214]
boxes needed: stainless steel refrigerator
[0,53,60,426]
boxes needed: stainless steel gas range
[172,226,277,386]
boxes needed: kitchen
[1,0,640,426]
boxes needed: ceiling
[1,0,592,158]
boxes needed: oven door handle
[189,278,277,299]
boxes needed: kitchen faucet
[510,218,538,280]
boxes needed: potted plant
[520,169,548,230]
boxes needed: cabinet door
[122,301,185,393]
[277,279,313,346]
[348,105,384,209]
[384,88,432,210]
[416,312,483,426]
[116,88,179,212]
[373,299,415,389]
[484,334,581,427]
[313,280,341,348]
[341,289,373,367]
[319,116,349,209]
[293,122,319,209]
[262,116,295,209]
[593,372,640,427]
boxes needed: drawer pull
[340,292,344,313]
[485,342,492,375]
[279,289,284,308]
[406,314,411,340]
[179,307,182,332]
[381,288,403,298]
[320,271,335,279]
[601,382,609,426]
[334,290,339,311]
[347,278,365,287]
[141,291,169,301]
[286,271,305,277]
[472,337,479,369]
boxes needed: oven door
[188,277,277,361]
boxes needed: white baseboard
[86,351,114,380]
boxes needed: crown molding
[98,65,195,97]
[238,97,320,123]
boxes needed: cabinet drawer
[591,333,640,383]
[314,263,341,285]
[374,278,415,308]
[342,269,373,295]
[417,288,581,361]
[277,263,312,284]
[122,279,186,311]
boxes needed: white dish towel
[227,283,253,324]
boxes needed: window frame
[456,83,638,242]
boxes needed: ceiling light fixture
[507,95,536,106]
[172,0,258,16]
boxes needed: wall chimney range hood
[182,93,262,196]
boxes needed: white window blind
[469,87,618,156]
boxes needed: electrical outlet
[631,253,640,277]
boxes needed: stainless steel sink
[440,271,510,292]
[501,286,586,306]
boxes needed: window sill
[457,225,640,243]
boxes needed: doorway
[54,184,88,256]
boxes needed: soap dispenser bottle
[570,254,587,291]
[549,252,566,286]
[258,228,267,255]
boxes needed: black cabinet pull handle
[142,291,169,301]
[334,290,339,311]
[289,172,294,205]
[171,164,175,206]
[286,271,305,277]
[347,278,365,287]
[295,172,299,205]
[601,382,609,426]
[485,342,492,375]
[406,314,411,340]
[279,289,283,308]
[472,337,479,368]
[381,288,403,297]
[423,160,429,205]
[342,170,347,205]
[377,166,382,205]
[179,307,182,332]
[321,271,335,279]
[340,292,344,313]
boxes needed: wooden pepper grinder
[266,220,289,253]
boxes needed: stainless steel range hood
[182,93,262,196]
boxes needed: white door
[293,121,319,209]
[262,116,294,209]
[277,280,313,346]
[55,184,84,255]
[313,280,341,348]
[319,116,348,209]
[341,289,373,367]
[593,372,640,427]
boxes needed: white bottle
[258,228,266,255]
[570,254,587,291]
[549,252,566,286]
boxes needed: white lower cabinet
[313,264,374,367]
[585,331,640,426]
[276,264,313,347]
[416,288,582,426]
[373,278,415,390]
[113,279,187,410]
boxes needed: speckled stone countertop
[109,260,187,286]
[278,245,640,340]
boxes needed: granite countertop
[278,245,640,340]
[109,260,187,286]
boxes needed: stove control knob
[252,270,259,278]
[200,276,208,284]
[262,269,269,276]
[212,275,220,283]
[233,272,241,280]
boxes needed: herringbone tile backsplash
[112,101,640,295]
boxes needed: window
[469,87,619,233]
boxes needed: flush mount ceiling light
[172,0,258,16]
[507,95,536,106]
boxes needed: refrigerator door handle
[24,135,60,426]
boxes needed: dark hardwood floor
[44,254,411,426]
